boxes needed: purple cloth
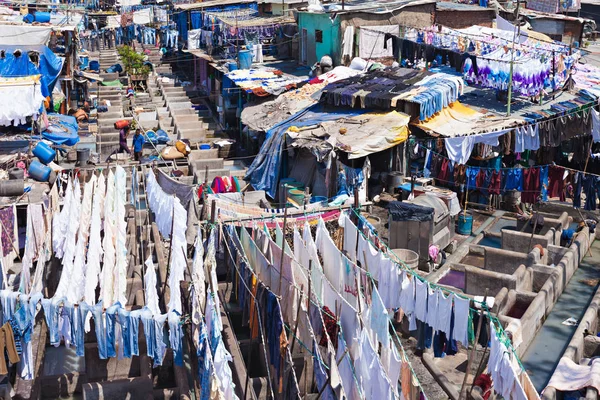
[0,207,14,257]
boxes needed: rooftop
[298,0,435,13]
[174,0,255,10]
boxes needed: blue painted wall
[297,12,341,66]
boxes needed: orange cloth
[248,275,259,339]
[0,322,19,374]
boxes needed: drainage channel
[521,239,600,392]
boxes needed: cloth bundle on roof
[318,67,465,121]
[225,68,307,96]
[241,66,362,132]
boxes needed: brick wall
[435,10,495,29]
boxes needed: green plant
[117,45,151,77]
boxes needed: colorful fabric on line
[0,207,15,257]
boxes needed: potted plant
[117,45,151,80]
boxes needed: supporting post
[459,288,488,400]
[210,200,217,224]
[506,0,521,117]
[278,186,289,296]
[289,285,304,355]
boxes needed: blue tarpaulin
[245,104,366,198]
[0,45,64,97]
[41,113,79,146]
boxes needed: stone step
[167,102,193,111]
[172,115,200,124]
[189,158,224,175]
[98,111,123,119]
[99,72,119,81]
[188,148,219,160]
[193,168,236,183]
[162,86,186,94]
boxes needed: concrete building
[296,0,435,66]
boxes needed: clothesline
[400,24,570,56]
[420,142,600,180]
[223,223,414,398]
[350,209,533,381]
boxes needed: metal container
[0,179,24,197]
[8,168,24,180]
[77,148,91,164]
[387,171,404,193]
[390,249,419,270]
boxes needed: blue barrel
[457,214,473,235]
[28,160,52,182]
[238,50,252,69]
[89,60,100,71]
[32,142,56,165]
[34,12,51,23]
[22,14,34,23]
[227,61,237,72]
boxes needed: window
[315,30,323,43]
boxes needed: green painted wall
[297,12,341,66]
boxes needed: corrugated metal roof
[298,0,435,14]
[174,0,255,11]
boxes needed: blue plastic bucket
[28,160,52,182]
[200,144,211,150]
[457,214,473,235]
[34,12,51,23]
[227,62,237,72]
[89,60,100,71]
[22,14,34,23]
[32,142,56,165]
[238,50,252,69]
[80,56,89,70]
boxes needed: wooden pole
[506,0,521,117]
[210,200,217,224]
[278,186,289,296]
[528,208,539,252]
[458,288,488,400]
[289,285,304,355]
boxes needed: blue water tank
[32,142,56,165]
[238,50,252,70]
[34,12,51,23]
[28,160,52,182]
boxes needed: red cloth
[476,168,486,192]
[319,306,339,348]
[211,177,226,193]
[489,170,501,195]
[522,167,540,204]
[473,374,492,400]
[438,159,450,183]
[547,165,565,201]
